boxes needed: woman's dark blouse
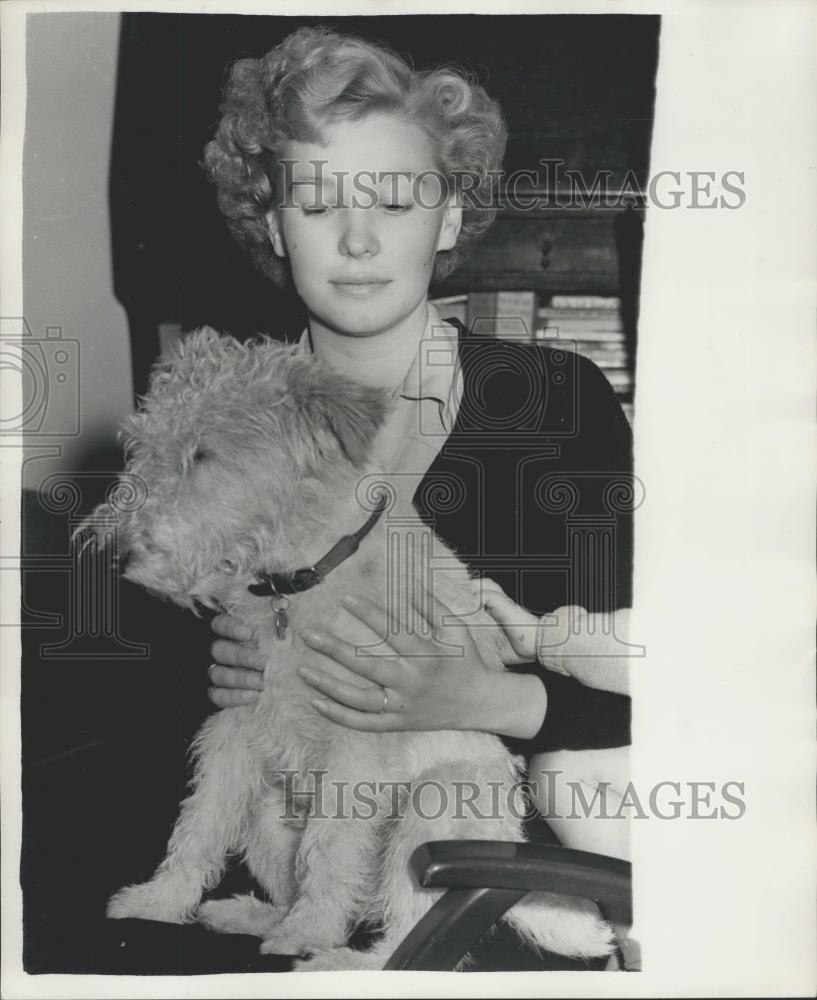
[411,321,633,755]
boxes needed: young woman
[203,26,633,859]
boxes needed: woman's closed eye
[300,202,412,216]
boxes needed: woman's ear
[265,208,287,258]
[436,195,463,253]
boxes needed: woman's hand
[208,614,266,707]
[473,577,540,664]
[208,611,384,707]
[475,579,591,680]
[297,589,547,739]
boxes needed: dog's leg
[258,779,381,956]
[197,784,302,937]
[242,785,301,906]
[108,709,260,924]
[291,761,462,972]
[196,895,290,937]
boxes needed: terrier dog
[86,328,615,971]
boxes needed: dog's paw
[197,895,287,937]
[259,928,309,957]
[107,880,196,924]
[259,921,342,958]
[293,946,384,972]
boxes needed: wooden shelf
[433,205,638,297]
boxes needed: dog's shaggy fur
[87,328,615,970]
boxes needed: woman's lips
[331,279,392,298]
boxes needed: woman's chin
[319,311,409,338]
[303,290,424,339]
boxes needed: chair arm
[410,839,631,925]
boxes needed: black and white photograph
[1,1,815,996]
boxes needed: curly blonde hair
[203,26,507,287]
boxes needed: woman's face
[266,114,461,338]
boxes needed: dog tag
[273,607,288,640]
[271,598,289,641]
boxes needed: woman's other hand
[473,577,539,663]
[208,611,384,707]
[208,614,265,707]
[298,589,547,740]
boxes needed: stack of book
[535,295,634,415]
[464,291,539,341]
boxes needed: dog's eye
[192,448,211,464]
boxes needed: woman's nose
[338,208,379,259]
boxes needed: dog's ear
[322,380,390,468]
[286,361,389,469]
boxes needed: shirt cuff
[501,662,631,758]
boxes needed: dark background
[22,12,658,975]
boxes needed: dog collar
[247,492,388,598]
